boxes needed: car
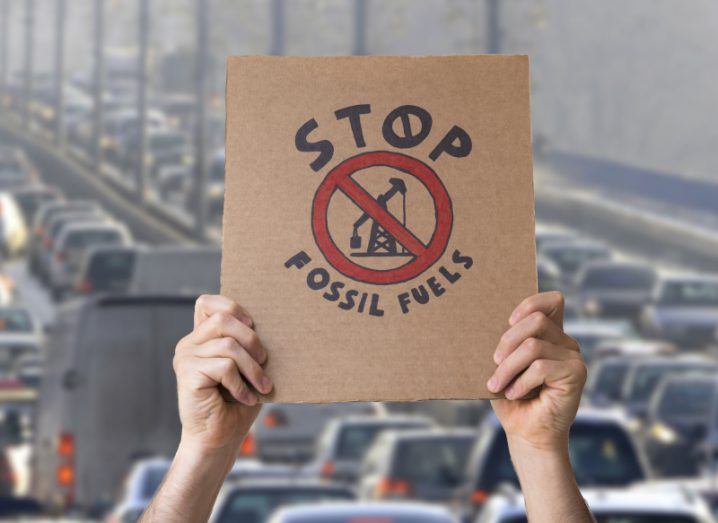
[48,221,132,298]
[475,484,714,523]
[124,128,192,179]
[128,245,220,295]
[29,200,100,276]
[591,338,675,360]
[12,353,43,389]
[208,479,355,523]
[0,306,43,376]
[0,147,38,190]
[226,460,300,483]
[0,448,15,497]
[267,502,458,523]
[642,273,718,347]
[620,355,718,420]
[563,319,635,362]
[32,294,194,514]
[74,245,138,295]
[105,457,171,523]
[308,415,434,484]
[637,476,718,521]
[534,226,575,252]
[586,355,637,407]
[536,256,561,293]
[359,428,475,502]
[538,239,611,287]
[252,403,386,464]
[574,261,656,321]
[642,374,718,477]
[0,193,29,258]
[9,185,63,227]
[460,409,647,520]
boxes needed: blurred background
[0,0,717,521]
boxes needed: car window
[216,488,353,523]
[64,229,123,249]
[657,381,716,419]
[581,267,655,290]
[0,309,33,333]
[544,247,608,274]
[658,280,718,306]
[480,423,643,491]
[393,437,473,487]
[335,423,425,460]
[591,362,630,401]
[87,251,136,290]
[629,364,715,402]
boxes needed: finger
[487,338,571,394]
[494,310,572,364]
[195,338,273,395]
[188,311,267,364]
[509,291,564,328]
[194,357,258,406]
[504,358,586,400]
[194,294,253,329]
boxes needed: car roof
[225,477,352,491]
[564,319,633,336]
[485,407,629,428]
[657,272,718,284]
[271,501,454,518]
[385,427,476,442]
[580,260,654,272]
[540,239,608,251]
[332,414,432,427]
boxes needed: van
[128,246,220,295]
[32,295,193,514]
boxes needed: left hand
[487,291,587,452]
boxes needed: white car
[0,306,43,375]
[0,192,29,258]
[48,221,132,298]
[642,273,718,347]
[476,484,714,522]
[105,457,170,523]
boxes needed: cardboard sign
[222,55,536,403]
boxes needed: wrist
[178,431,243,463]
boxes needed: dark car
[308,415,434,484]
[643,374,718,477]
[209,479,355,523]
[359,428,475,503]
[539,239,612,287]
[461,410,647,520]
[74,245,138,295]
[267,502,457,523]
[586,355,636,407]
[575,261,656,321]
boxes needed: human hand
[173,294,272,454]
[487,291,586,453]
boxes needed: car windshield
[87,251,136,291]
[216,488,353,523]
[141,466,169,500]
[64,229,122,249]
[335,423,424,460]
[481,423,643,491]
[581,267,655,290]
[0,309,33,333]
[503,515,699,523]
[657,381,716,419]
[591,362,630,401]
[629,364,714,402]
[394,437,473,488]
[285,515,451,523]
[544,246,608,274]
[658,280,718,306]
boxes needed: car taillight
[55,251,65,262]
[56,464,74,486]
[376,477,412,498]
[471,489,488,505]
[320,461,335,477]
[35,226,43,236]
[76,279,93,294]
[263,409,287,428]
[239,432,256,457]
[57,432,74,457]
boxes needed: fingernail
[240,316,253,328]
[261,376,273,394]
[487,376,498,392]
[241,390,257,405]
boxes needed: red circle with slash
[311,150,453,285]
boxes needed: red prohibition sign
[311,150,453,285]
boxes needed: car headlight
[650,422,678,444]
[182,153,194,165]
[584,299,602,316]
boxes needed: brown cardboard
[221,55,536,403]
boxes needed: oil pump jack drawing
[350,177,412,257]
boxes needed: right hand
[173,295,273,453]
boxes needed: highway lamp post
[23,0,34,128]
[194,0,209,240]
[137,0,149,203]
[270,0,285,56]
[54,0,66,148]
[487,0,502,54]
[1,0,9,96]
[92,0,105,174]
[353,0,367,56]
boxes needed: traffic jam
[0,2,717,523]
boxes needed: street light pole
[23,0,34,128]
[137,0,149,202]
[487,0,502,54]
[1,0,9,95]
[194,0,209,239]
[353,0,367,56]
[54,0,66,147]
[92,0,105,173]
[270,0,285,55]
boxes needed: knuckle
[532,312,549,331]
[219,336,238,353]
[196,294,211,310]
[532,358,548,375]
[246,330,260,348]
[524,337,541,354]
[219,358,235,374]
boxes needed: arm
[487,291,594,522]
[141,295,273,523]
